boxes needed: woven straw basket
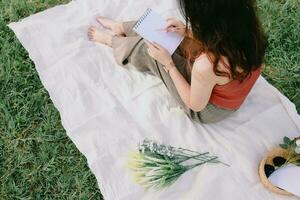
[258,147,293,196]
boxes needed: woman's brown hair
[178,0,267,82]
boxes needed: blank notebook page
[133,8,184,55]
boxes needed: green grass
[258,0,300,109]
[0,0,299,199]
[0,0,102,199]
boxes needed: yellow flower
[127,152,143,168]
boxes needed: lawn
[0,0,299,199]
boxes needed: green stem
[177,148,207,155]
[287,155,300,164]
[187,157,219,170]
[219,161,230,167]
[175,151,209,158]
[286,146,294,161]
[192,157,218,168]
[175,152,230,167]
[175,153,210,163]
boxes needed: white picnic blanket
[8,0,300,199]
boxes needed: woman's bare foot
[96,16,125,36]
[88,26,112,46]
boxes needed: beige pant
[111,21,237,123]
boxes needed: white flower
[296,139,300,147]
[295,147,300,154]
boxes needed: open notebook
[133,8,184,55]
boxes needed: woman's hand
[145,41,174,69]
[165,18,186,36]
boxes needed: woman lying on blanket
[87,0,267,124]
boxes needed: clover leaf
[279,143,289,149]
[283,136,291,145]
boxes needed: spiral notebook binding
[133,8,152,30]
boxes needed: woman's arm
[166,63,191,106]
[167,56,217,111]
[146,42,217,112]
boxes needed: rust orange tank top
[195,55,262,110]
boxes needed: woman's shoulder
[193,53,232,85]
[193,54,217,77]
[194,53,230,72]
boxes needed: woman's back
[195,54,262,109]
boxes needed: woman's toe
[88,33,94,40]
[88,31,94,37]
[88,26,96,32]
[88,27,97,39]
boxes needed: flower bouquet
[126,138,228,191]
[259,136,300,196]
